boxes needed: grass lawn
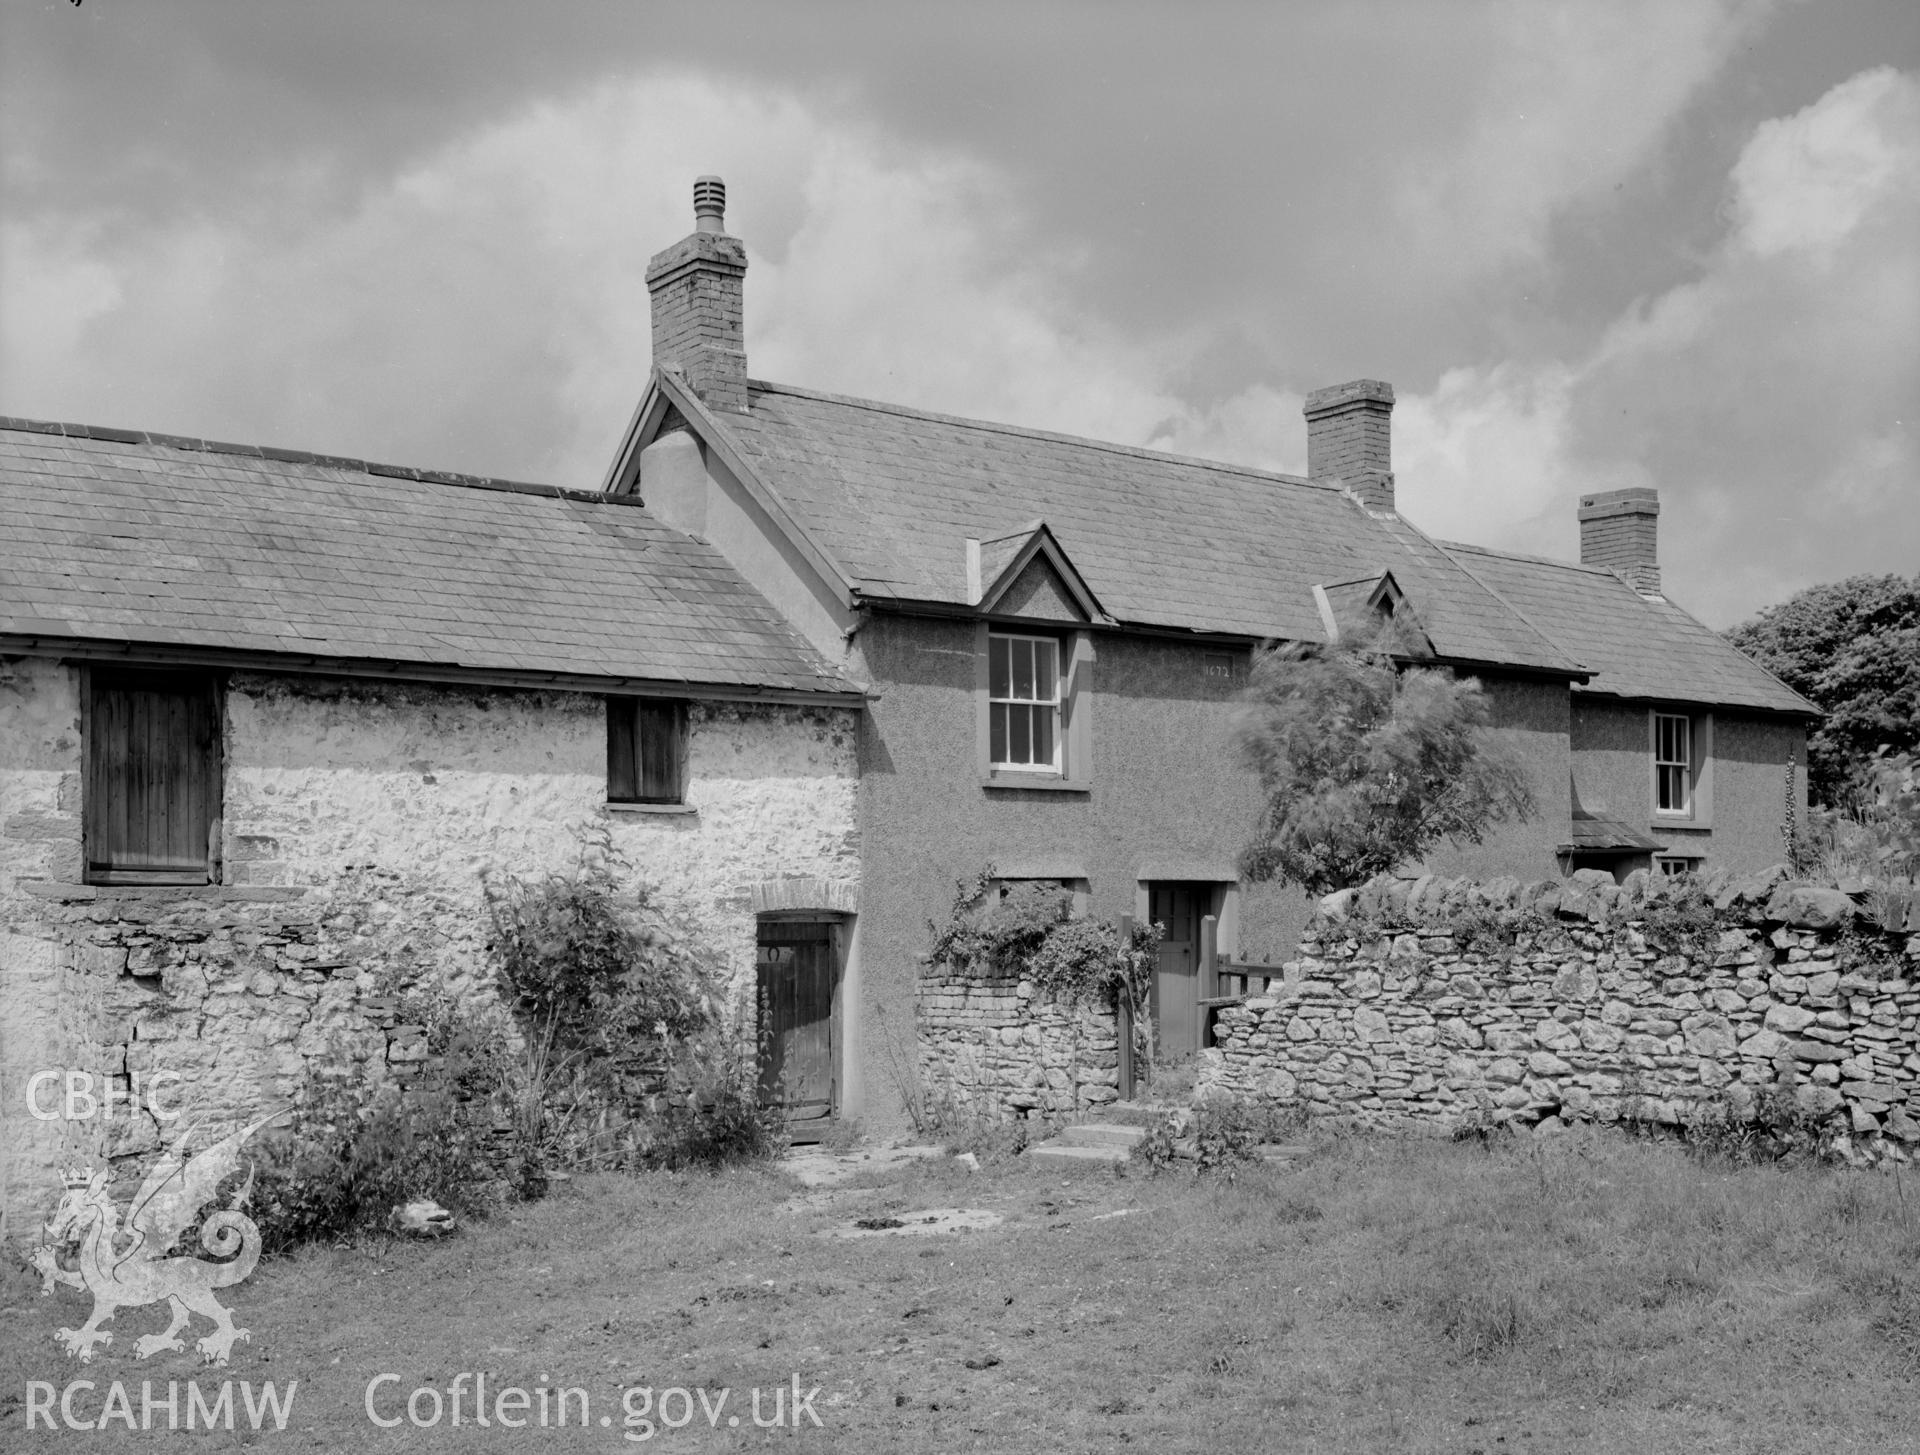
[4,1127,1917,1452]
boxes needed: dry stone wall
[917,959,1123,1120]
[1198,867,1920,1157]
[1,658,859,1234]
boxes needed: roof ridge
[0,414,640,508]
[1436,538,1618,577]
[744,379,1338,493]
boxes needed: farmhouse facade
[603,180,1814,1129]
[0,423,862,1227]
[1,178,1820,1174]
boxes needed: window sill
[606,801,698,816]
[982,774,1090,795]
[86,872,214,887]
[27,881,306,903]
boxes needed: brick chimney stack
[646,176,749,414]
[1304,379,1396,513]
[1578,487,1661,596]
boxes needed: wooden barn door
[756,919,841,1122]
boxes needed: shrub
[486,831,720,1076]
[926,869,1069,977]
[482,830,784,1175]
[1134,1096,1282,1175]
[1635,875,1720,961]
[1801,748,1919,889]
[1681,1078,1848,1166]
[926,865,1161,1084]
[926,868,1157,1010]
[254,985,519,1253]
[1026,915,1158,1009]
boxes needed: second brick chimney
[1304,379,1396,513]
[646,176,749,414]
[1578,487,1661,596]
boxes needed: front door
[1147,884,1204,1059]
[756,919,840,1121]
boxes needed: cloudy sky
[3,0,1914,628]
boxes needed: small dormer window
[989,632,1061,772]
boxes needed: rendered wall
[1420,675,1571,882]
[1571,698,1805,870]
[0,659,858,1233]
[863,617,1588,1134]
[859,616,1293,1132]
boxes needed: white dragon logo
[32,1109,285,1366]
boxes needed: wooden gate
[756,919,840,1122]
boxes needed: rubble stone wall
[1,658,859,1234]
[1198,868,1920,1155]
[917,959,1123,1120]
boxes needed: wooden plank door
[1148,884,1203,1059]
[757,920,839,1121]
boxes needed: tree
[1233,638,1535,896]
[1725,574,1920,808]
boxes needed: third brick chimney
[1304,379,1396,513]
[1578,487,1661,596]
[646,176,749,413]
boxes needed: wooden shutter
[86,670,219,884]
[607,698,686,804]
[636,701,686,803]
[607,697,639,801]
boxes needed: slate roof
[1439,542,1815,715]
[0,419,855,698]
[696,381,1579,674]
[1564,809,1668,854]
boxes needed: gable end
[993,556,1089,624]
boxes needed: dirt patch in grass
[4,1133,1917,1451]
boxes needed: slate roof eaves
[0,420,857,700]
[1437,539,1817,716]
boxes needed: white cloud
[0,70,1324,493]
[1732,65,1920,264]
[1391,66,1920,626]
[1389,0,1763,279]
[2,40,1907,632]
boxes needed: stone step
[1095,1101,1187,1126]
[1059,1123,1147,1149]
[1027,1140,1131,1170]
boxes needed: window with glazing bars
[1654,713,1691,815]
[988,633,1061,771]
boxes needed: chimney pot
[646,177,749,413]
[1577,486,1661,596]
[1304,379,1396,513]
[693,175,726,234]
